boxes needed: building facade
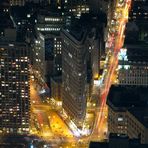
[68,1,90,18]
[56,0,89,18]
[117,45,148,86]
[0,40,30,134]
[61,29,89,128]
[61,13,107,128]
[34,11,65,78]
[32,32,45,83]
[108,106,148,144]
[107,85,148,144]
[54,36,62,74]
[36,11,65,34]
[32,31,63,84]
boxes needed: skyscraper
[35,10,65,77]
[61,13,106,128]
[61,28,89,128]
[0,29,30,134]
[32,32,45,83]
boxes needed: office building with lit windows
[67,0,90,18]
[53,36,62,74]
[33,10,65,78]
[32,31,62,83]
[107,85,148,144]
[0,29,30,134]
[36,10,65,34]
[61,28,89,128]
[61,13,107,128]
[61,15,105,127]
[54,0,89,18]
[117,44,148,86]
[32,32,45,83]
[117,0,148,86]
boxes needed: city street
[90,0,132,141]
[29,0,132,147]
[1,0,146,147]
[30,78,76,147]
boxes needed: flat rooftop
[124,43,148,62]
[107,85,148,108]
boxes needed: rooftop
[38,9,63,17]
[69,27,87,42]
[124,43,148,62]
[107,85,148,109]
[63,13,105,43]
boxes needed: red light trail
[93,0,132,136]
